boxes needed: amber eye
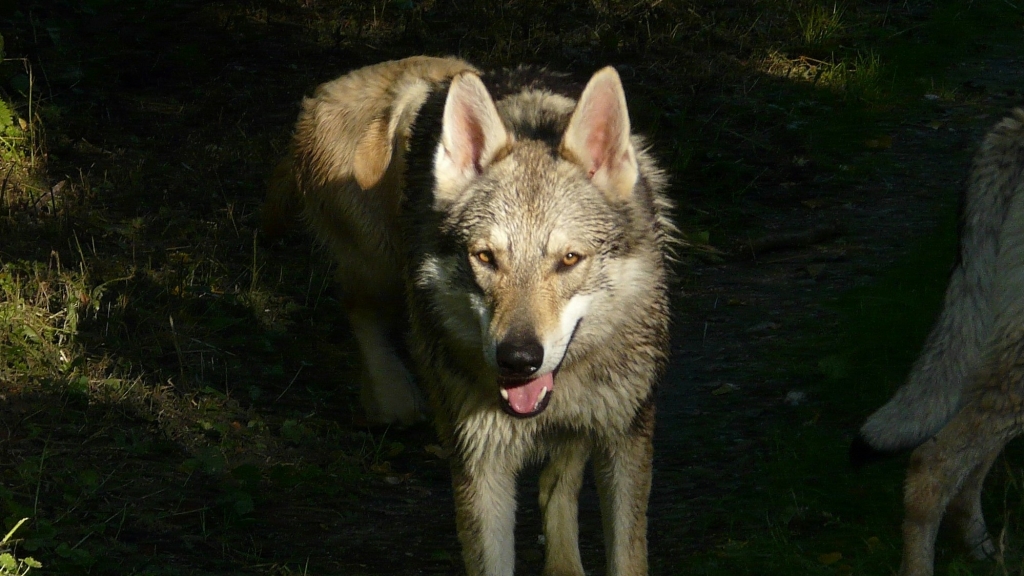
[475,250,496,267]
[560,252,582,269]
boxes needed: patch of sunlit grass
[760,48,885,101]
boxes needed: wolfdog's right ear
[433,72,512,202]
[353,115,392,190]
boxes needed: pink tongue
[502,372,554,414]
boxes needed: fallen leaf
[803,411,821,426]
[866,536,881,553]
[818,551,842,565]
[784,390,806,406]
[864,135,892,149]
[712,383,739,396]
[425,444,451,459]
[745,321,779,334]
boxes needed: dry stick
[740,222,843,260]
[29,59,34,165]
[1,517,30,545]
[1,164,14,213]
[32,440,48,523]
[250,230,259,295]
[275,361,309,402]
[169,315,186,383]
[12,57,38,167]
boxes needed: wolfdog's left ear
[561,67,639,200]
[434,72,511,202]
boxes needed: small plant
[0,261,99,383]
[0,519,42,576]
[798,2,846,47]
[0,33,41,207]
[0,99,28,164]
[845,50,884,101]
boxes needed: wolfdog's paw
[968,534,996,561]
[959,516,996,561]
[359,361,428,427]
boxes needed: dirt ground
[2,2,1023,574]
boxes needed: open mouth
[495,319,581,418]
[498,371,555,418]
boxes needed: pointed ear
[353,115,393,190]
[433,72,511,200]
[561,66,639,200]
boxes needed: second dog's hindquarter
[859,109,1024,576]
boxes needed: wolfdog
[265,56,675,576]
[851,109,1024,576]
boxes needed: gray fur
[859,108,1024,452]
[270,58,675,576]
[863,109,1024,576]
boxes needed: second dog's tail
[852,109,1024,463]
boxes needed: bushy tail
[261,155,303,240]
[853,109,1024,462]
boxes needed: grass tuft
[798,2,846,47]
[0,260,97,384]
[0,518,42,576]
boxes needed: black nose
[496,334,544,378]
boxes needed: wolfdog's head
[413,66,671,418]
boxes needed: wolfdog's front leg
[451,456,518,576]
[539,440,590,576]
[593,409,655,576]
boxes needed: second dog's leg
[348,307,425,426]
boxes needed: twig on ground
[739,222,844,260]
